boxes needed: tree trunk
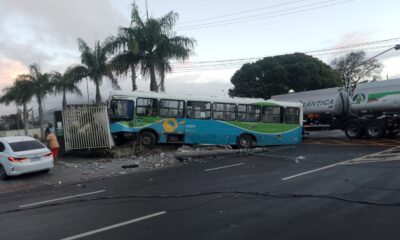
[23,104,28,136]
[95,82,102,105]
[62,89,67,110]
[131,66,137,91]
[149,64,158,92]
[160,75,165,92]
[38,97,44,139]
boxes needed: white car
[0,136,54,180]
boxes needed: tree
[128,3,196,92]
[75,39,120,104]
[331,50,382,94]
[0,80,34,135]
[52,66,85,109]
[105,27,141,91]
[16,64,54,139]
[229,53,341,98]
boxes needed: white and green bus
[108,91,303,147]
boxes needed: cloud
[0,56,28,88]
[0,0,129,75]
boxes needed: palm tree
[126,3,195,92]
[52,66,85,109]
[105,28,141,91]
[75,39,120,104]
[17,64,54,139]
[0,80,34,135]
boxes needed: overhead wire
[169,39,400,73]
[177,0,311,25]
[177,0,355,31]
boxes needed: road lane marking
[19,190,106,208]
[204,163,245,172]
[281,162,345,181]
[61,211,167,240]
[282,147,400,181]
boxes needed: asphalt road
[1,142,400,240]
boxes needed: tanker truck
[271,78,400,139]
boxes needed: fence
[62,106,114,151]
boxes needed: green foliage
[331,50,382,93]
[16,64,55,138]
[75,39,119,104]
[52,66,84,109]
[118,2,196,92]
[229,53,341,98]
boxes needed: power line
[171,44,398,73]
[171,37,400,68]
[177,0,354,31]
[179,0,336,28]
[178,0,310,25]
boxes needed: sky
[0,0,399,115]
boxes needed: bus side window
[285,107,300,124]
[237,105,261,122]
[261,106,282,123]
[137,98,158,117]
[186,101,211,119]
[160,99,185,118]
[212,103,236,121]
[109,100,134,121]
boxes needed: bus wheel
[140,131,157,147]
[344,123,362,139]
[365,121,385,139]
[237,134,254,148]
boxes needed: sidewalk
[0,152,179,194]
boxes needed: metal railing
[63,106,113,151]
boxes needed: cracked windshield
[0,0,399,239]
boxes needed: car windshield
[9,140,46,152]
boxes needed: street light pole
[347,44,400,96]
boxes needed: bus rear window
[9,141,46,152]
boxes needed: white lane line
[281,162,345,181]
[204,163,245,172]
[61,211,167,240]
[19,190,106,208]
[282,147,400,181]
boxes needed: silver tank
[272,88,350,116]
[271,78,400,116]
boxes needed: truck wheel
[237,134,254,148]
[140,131,157,147]
[365,121,385,139]
[344,123,362,139]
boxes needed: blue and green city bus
[108,91,303,148]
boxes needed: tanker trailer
[271,88,350,130]
[272,78,400,139]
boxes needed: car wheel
[0,165,8,180]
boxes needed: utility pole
[145,0,149,19]
[348,44,400,96]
